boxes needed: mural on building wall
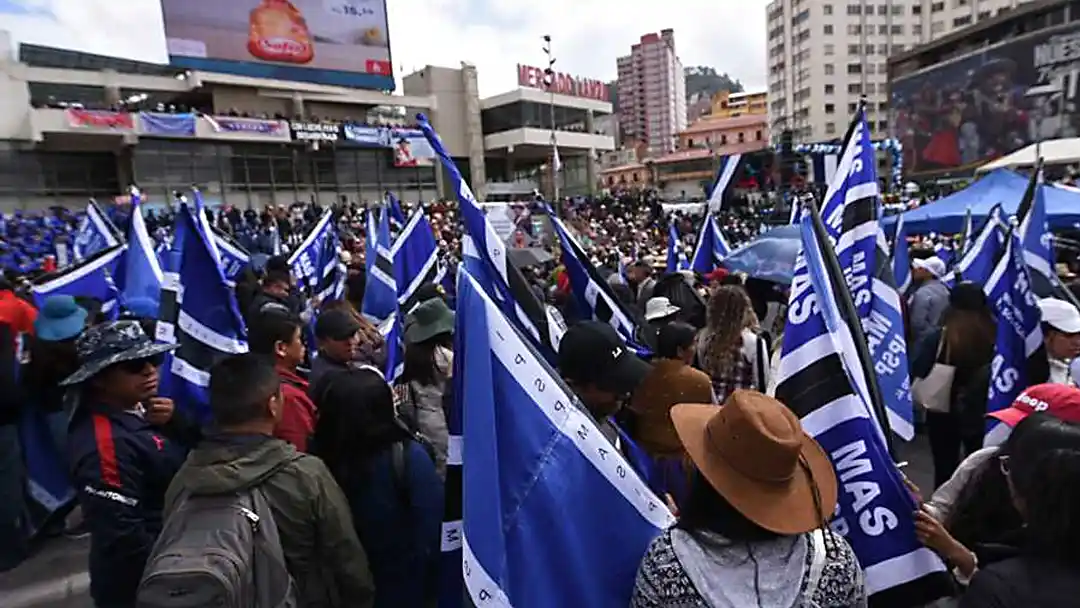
[891,24,1080,174]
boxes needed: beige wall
[211,86,290,117]
[404,66,469,158]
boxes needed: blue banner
[139,112,196,136]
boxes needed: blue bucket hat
[34,295,88,342]
[60,320,178,386]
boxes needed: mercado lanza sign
[290,121,340,142]
[517,64,609,102]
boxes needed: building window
[826,122,837,134]
[931,1,944,11]
[847,24,861,35]
[931,20,944,33]
[848,102,858,113]
[738,132,745,143]
[891,24,903,34]
[824,24,834,34]
[824,83,835,94]
[954,15,972,26]
[913,4,922,14]
[720,134,728,145]
[825,64,835,75]
[913,24,922,35]
[847,63,862,74]
[756,129,763,140]
[687,138,694,148]
[848,83,862,94]
[891,4,904,15]
[824,4,833,14]
[847,4,861,15]
[848,44,860,54]
[865,83,876,94]
[877,4,888,15]
[866,44,875,55]
[825,103,836,113]
[824,43,835,55]
[878,119,888,131]
[878,25,888,35]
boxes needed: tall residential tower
[616,29,688,154]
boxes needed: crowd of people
[0,187,1079,608]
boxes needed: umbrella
[508,247,554,268]
[721,224,800,285]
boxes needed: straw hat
[670,390,838,535]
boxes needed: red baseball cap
[705,267,729,283]
[988,383,1080,427]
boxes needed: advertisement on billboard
[0,0,168,64]
[390,128,435,167]
[891,24,1080,175]
[161,0,393,89]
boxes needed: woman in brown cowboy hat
[630,390,867,607]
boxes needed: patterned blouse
[630,527,867,608]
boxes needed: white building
[766,0,1033,144]
[616,29,688,155]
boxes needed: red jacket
[273,367,317,452]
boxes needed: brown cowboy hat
[671,390,838,535]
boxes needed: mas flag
[157,205,248,421]
[776,211,950,606]
[690,214,731,274]
[113,188,163,318]
[73,199,122,262]
[455,265,673,607]
[818,109,914,440]
[32,245,123,313]
[948,205,1006,289]
[392,208,441,313]
[984,229,1044,443]
[666,223,689,273]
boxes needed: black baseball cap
[314,309,361,341]
[557,321,652,394]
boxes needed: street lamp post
[542,35,558,204]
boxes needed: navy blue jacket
[68,403,198,607]
[337,440,444,608]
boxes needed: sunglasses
[115,354,165,374]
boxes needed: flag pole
[803,196,897,458]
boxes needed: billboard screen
[891,24,1080,175]
[0,0,168,64]
[161,0,393,90]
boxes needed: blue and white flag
[1019,172,1055,287]
[387,192,407,229]
[666,223,689,273]
[948,205,1006,289]
[891,212,912,295]
[455,265,673,607]
[960,206,975,257]
[392,208,441,313]
[706,153,741,213]
[157,204,248,421]
[548,208,649,355]
[73,199,121,262]
[113,188,164,318]
[983,229,1044,443]
[31,245,124,312]
[288,210,335,291]
[365,207,378,268]
[191,188,250,281]
[416,114,559,357]
[379,311,405,383]
[312,225,347,304]
[818,110,915,440]
[362,205,398,325]
[690,214,731,274]
[776,214,950,605]
[934,240,955,269]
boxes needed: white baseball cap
[1038,298,1080,334]
[912,257,946,279]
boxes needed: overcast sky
[386,0,771,97]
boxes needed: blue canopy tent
[884,169,1080,234]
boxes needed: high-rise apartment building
[766,0,1030,144]
[616,29,688,154]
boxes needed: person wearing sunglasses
[62,321,199,608]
